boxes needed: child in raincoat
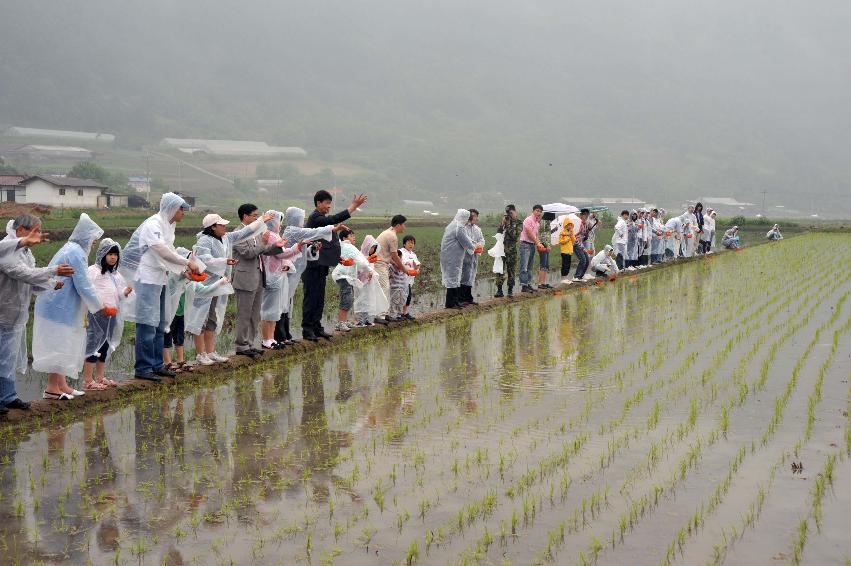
[353,235,387,326]
[557,215,576,281]
[332,228,371,331]
[260,211,302,349]
[32,214,110,400]
[82,239,133,390]
[400,235,421,320]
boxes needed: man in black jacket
[302,190,368,340]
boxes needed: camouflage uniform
[496,215,521,291]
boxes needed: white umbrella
[543,203,580,215]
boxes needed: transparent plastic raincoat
[184,215,267,335]
[665,216,684,257]
[281,207,333,313]
[626,212,639,261]
[461,224,485,286]
[260,210,300,323]
[32,214,104,377]
[84,239,130,359]
[439,209,475,288]
[0,221,57,380]
[353,236,388,317]
[121,193,195,327]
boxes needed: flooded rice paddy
[1,233,850,566]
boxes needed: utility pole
[761,189,767,216]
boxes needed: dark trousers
[301,263,329,331]
[275,313,292,341]
[615,254,624,270]
[574,247,589,278]
[560,253,572,277]
[445,287,461,308]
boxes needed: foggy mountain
[1,0,849,215]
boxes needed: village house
[19,175,109,208]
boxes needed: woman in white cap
[187,210,274,365]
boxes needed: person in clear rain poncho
[32,213,108,400]
[664,214,684,260]
[259,210,303,349]
[591,244,620,278]
[440,209,477,309]
[186,209,273,365]
[120,193,201,381]
[459,209,486,306]
[0,215,70,413]
[82,239,133,390]
[276,207,334,343]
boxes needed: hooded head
[69,213,104,251]
[159,192,190,224]
[772,224,779,230]
[95,238,121,273]
[265,210,283,234]
[285,207,305,228]
[453,209,471,224]
[604,244,614,256]
[630,210,638,221]
[361,234,378,256]
[4,219,14,238]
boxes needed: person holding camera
[495,204,521,297]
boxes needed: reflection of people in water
[439,316,479,412]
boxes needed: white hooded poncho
[439,209,475,288]
[32,213,105,377]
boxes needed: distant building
[402,199,434,207]
[102,193,129,208]
[5,145,93,160]
[20,175,108,208]
[128,175,151,193]
[159,138,307,157]
[4,127,115,143]
[0,174,27,203]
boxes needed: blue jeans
[574,247,589,278]
[0,324,21,405]
[134,283,167,374]
[519,241,536,285]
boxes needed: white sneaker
[334,322,352,332]
[344,321,357,330]
[208,351,229,363]
[561,278,572,285]
[196,352,215,366]
[572,277,583,282]
[71,389,85,396]
[626,266,636,271]
[583,273,595,280]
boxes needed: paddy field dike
[0,232,849,565]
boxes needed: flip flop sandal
[98,378,119,387]
[84,381,108,391]
[43,391,74,400]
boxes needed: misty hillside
[1,0,849,214]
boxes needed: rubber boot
[445,288,455,309]
[507,284,514,298]
[494,284,504,298]
[274,314,287,342]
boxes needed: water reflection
[0,263,724,564]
